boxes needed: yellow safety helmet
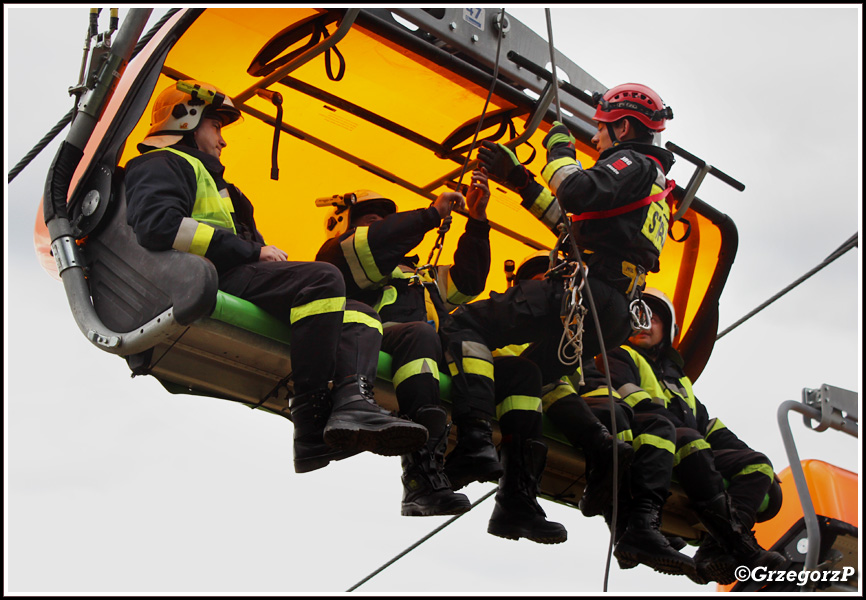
[142,80,242,148]
[642,287,679,345]
[322,189,397,238]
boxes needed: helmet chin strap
[606,122,620,146]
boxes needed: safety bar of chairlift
[776,385,858,573]
[665,141,745,223]
[233,8,360,105]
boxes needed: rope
[542,9,619,592]
[7,8,181,184]
[418,7,507,275]
[716,233,857,340]
[346,487,497,592]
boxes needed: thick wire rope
[346,488,497,592]
[544,8,620,592]
[7,8,181,184]
[716,233,857,340]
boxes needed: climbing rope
[542,8,620,591]
[414,8,508,280]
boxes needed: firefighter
[603,288,786,584]
[438,83,675,523]
[315,175,492,517]
[124,80,427,475]
[514,253,694,575]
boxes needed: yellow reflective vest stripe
[622,346,697,415]
[152,148,236,257]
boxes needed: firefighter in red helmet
[438,83,676,529]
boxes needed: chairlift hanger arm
[665,141,745,223]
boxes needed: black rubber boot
[613,496,697,577]
[603,495,635,569]
[323,375,428,456]
[401,406,471,517]
[487,437,567,545]
[693,492,787,574]
[693,535,739,585]
[289,387,361,473]
[579,422,635,517]
[444,418,503,491]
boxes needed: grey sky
[5,5,861,595]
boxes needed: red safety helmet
[592,83,673,132]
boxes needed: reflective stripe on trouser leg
[671,427,725,503]
[713,447,775,526]
[444,333,495,422]
[333,299,383,383]
[382,322,444,418]
[217,260,349,393]
[494,355,543,440]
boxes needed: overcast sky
[5,5,861,596]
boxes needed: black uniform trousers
[382,321,443,419]
[440,275,631,421]
[219,260,381,394]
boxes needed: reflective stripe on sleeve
[542,157,583,195]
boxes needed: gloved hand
[543,121,577,162]
[477,141,531,191]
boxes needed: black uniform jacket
[125,143,265,275]
[316,207,490,325]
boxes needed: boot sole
[324,421,427,456]
[446,463,504,491]
[614,546,696,577]
[487,521,567,545]
[401,501,472,517]
[294,446,362,474]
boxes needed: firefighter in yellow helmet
[604,288,786,584]
[125,80,428,473]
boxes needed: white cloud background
[5,4,861,596]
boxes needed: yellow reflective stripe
[463,357,494,380]
[633,433,675,455]
[542,157,582,194]
[705,417,726,438]
[188,221,215,257]
[340,227,388,289]
[673,438,712,467]
[496,395,542,419]
[371,286,398,313]
[526,188,561,230]
[423,286,440,331]
[617,429,634,443]
[158,147,236,234]
[541,380,576,411]
[438,265,477,306]
[448,361,458,377]
[392,357,440,389]
[492,343,530,358]
[732,463,775,481]
[582,387,622,399]
[290,296,345,324]
[640,183,670,253]
[622,346,668,406]
[617,383,652,407]
[343,309,383,334]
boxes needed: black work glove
[543,121,579,163]
[477,141,532,191]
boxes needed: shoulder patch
[606,156,633,175]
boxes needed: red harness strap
[570,155,675,222]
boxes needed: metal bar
[777,400,824,572]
